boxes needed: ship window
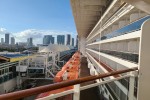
[13,73,17,78]
[9,73,13,80]
[5,68,9,73]
[2,69,4,74]
[28,69,44,74]
[48,57,52,61]
[36,69,43,74]
[9,67,12,72]
[3,75,9,82]
[0,77,3,84]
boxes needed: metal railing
[0,61,18,69]
[0,67,138,100]
[100,16,150,41]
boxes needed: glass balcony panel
[100,50,139,63]
[99,16,150,41]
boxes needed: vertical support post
[62,60,64,66]
[73,84,80,100]
[79,37,86,56]
[58,52,60,61]
[45,54,48,78]
[27,54,30,78]
[128,72,135,100]
[138,19,150,100]
[17,60,21,89]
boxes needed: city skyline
[0,33,76,46]
[0,0,77,45]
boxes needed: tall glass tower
[66,34,71,45]
[43,35,55,45]
[57,35,65,45]
[5,33,9,44]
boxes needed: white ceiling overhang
[70,0,111,38]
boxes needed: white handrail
[36,71,137,100]
[80,74,131,91]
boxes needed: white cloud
[0,28,7,34]
[0,28,77,45]
[14,29,77,45]
[0,28,7,41]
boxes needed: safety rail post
[73,84,80,100]
[0,68,138,100]
[128,71,137,100]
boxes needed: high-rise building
[5,33,9,44]
[51,36,55,44]
[57,35,65,45]
[72,38,74,46]
[1,38,4,44]
[43,35,50,45]
[66,34,71,45]
[76,35,78,48]
[43,35,55,45]
[27,38,33,47]
[11,37,15,45]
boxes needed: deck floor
[80,57,100,100]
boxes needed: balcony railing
[100,50,138,63]
[0,67,138,100]
[99,16,150,41]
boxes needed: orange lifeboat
[61,64,68,71]
[70,60,80,65]
[61,64,79,72]
[54,69,79,83]
[67,71,78,80]
[36,52,80,99]
[54,70,65,82]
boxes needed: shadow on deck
[80,57,100,100]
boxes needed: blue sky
[0,0,77,45]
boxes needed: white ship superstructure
[71,0,150,100]
[0,44,76,94]
[0,0,150,100]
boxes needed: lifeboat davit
[36,51,80,99]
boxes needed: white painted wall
[79,36,86,56]
[138,19,150,100]
[0,78,17,94]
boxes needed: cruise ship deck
[80,57,100,100]
[0,0,150,100]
